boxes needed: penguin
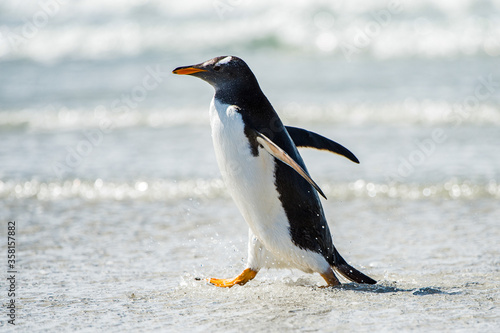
[173,56,376,287]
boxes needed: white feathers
[216,56,232,66]
[246,227,329,273]
[255,132,326,199]
[209,97,331,274]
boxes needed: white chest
[208,98,329,273]
[209,98,286,236]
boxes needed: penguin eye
[213,65,221,71]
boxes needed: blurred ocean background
[0,0,499,331]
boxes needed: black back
[208,59,336,258]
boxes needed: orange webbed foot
[208,268,258,288]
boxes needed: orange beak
[172,66,207,75]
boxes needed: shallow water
[1,124,499,331]
[1,193,499,331]
[1,0,500,331]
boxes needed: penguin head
[173,56,257,91]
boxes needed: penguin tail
[331,248,377,284]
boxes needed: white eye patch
[216,56,232,66]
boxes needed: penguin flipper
[285,126,360,164]
[254,130,327,199]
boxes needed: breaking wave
[1,101,499,130]
[2,178,498,202]
[0,0,499,63]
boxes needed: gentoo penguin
[173,56,376,287]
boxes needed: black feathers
[286,126,359,164]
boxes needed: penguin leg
[320,268,341,287]
[208,268,258,288]
[208,229,263,288]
